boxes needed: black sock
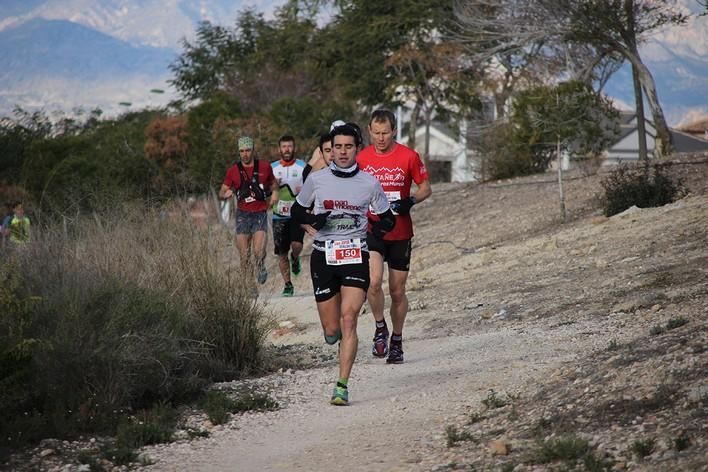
[375,320,387,330]
[391,333,402,343]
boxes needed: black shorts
[272,219,305,255]
[309,249,370,302]
[366,235,412,271]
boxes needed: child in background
[5,201,30,246]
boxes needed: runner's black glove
[291,201,329,230]
[372,209,396,238]
[310,211,331,231]
[390,197,416,215]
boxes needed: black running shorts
[309,249,370,302]
[272,219,305,255]
[365,235,412,271]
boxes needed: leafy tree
[488,81,618,180]
[0,108,54,184]
[566,1,689,156]
[169,1,353,171]
[169,20,246,101]
[19,111,156,214]
[387,40,480,164]
[321,0,481,155]
[268,96,356,145]
[170,3,327,113]
[144,116,190,193]
[320,0,428,106]
[184,92,242,190]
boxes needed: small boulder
[490,439,510,455]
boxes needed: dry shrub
[0,203,274,451]
[600,164,686,217]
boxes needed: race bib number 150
[325,238,363,265]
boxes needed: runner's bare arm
[269,179,279,206]
[308,147,325,170]
[219,183,233,199]
[302,224,317,236]
[412,179,432,204]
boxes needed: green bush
[0,258,48,447]
[674,433,691,451]
[631,437,655,459]
[445,424,475,448]
[115,403,178,449]
[666,317,688,330]
[583,452,612,471]
[532,435,589,464]
[99,446,138,466]
[202,391,233,425]
[482,389,508,409]
[201,389,279,425]
[0,268,198,448]
[18,111,157,214]
[650,324,666,336]
[483,81,618,181]
[480,122,539,180]
[230,390,279,413]
[600,164,685,217]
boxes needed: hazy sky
[0,0,705,125]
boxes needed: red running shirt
[357,143,429,240]
[223,160,275,212]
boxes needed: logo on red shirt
[361,165,406,188]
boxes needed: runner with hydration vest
[219,136,279,289]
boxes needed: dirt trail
[147,302,627,471]
[144,158,708,471]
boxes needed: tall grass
[0,201,275,452]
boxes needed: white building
[604,111,708,166]
[404,121,480,183]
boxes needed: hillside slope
[162,155,706,471]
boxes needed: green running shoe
[330,386,349,406]
[290,255,301,276]
[282,282,294,297]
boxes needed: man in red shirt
[357,109,432,364]
[219,136,279,287]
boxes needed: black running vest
[236,160,266,201]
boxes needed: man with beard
[271,135,307,296]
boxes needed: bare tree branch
[453,0,695,156]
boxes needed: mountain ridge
[0,18,175,83]
[0,0,705,124]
